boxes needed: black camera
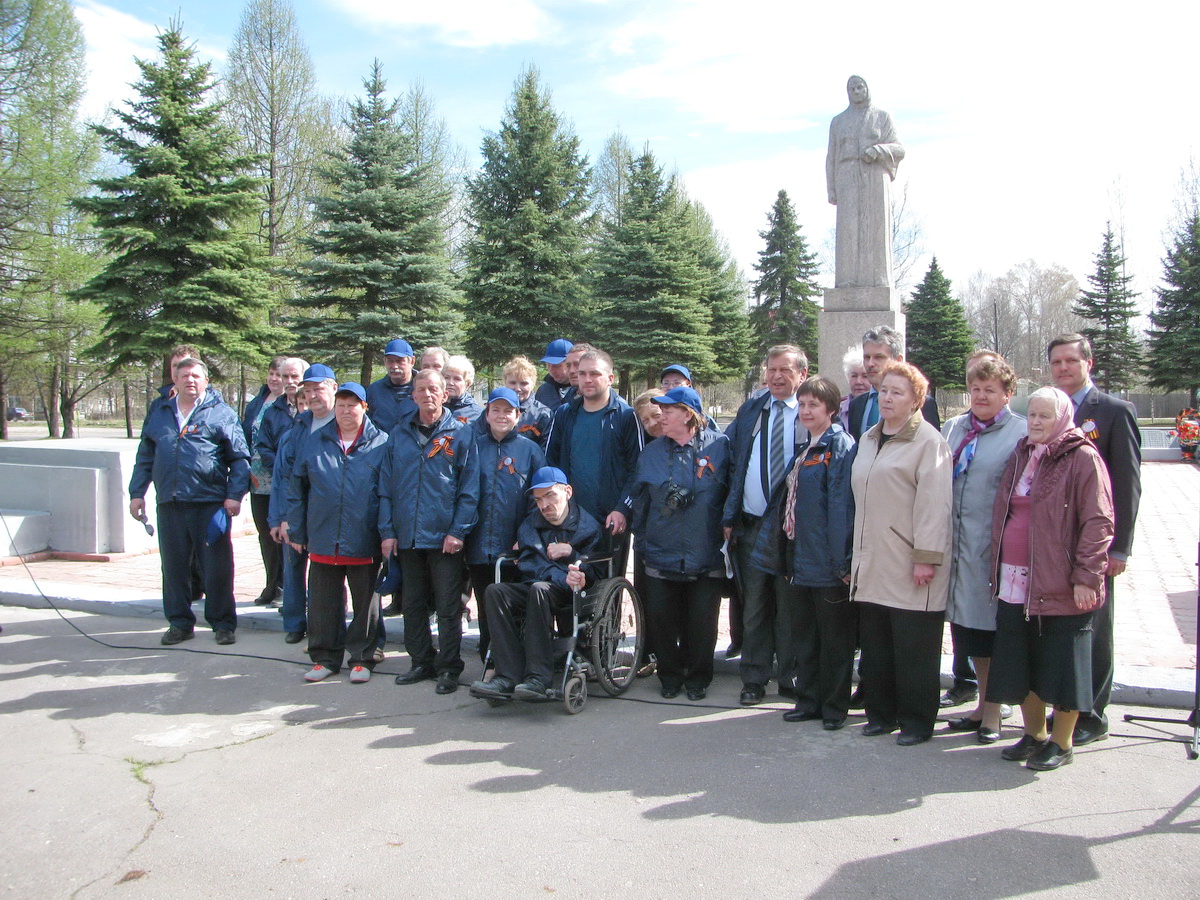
[663,482,694,510]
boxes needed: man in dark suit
[1048,333,1141,745]
[722,344,808,705]
[847,325,941,440]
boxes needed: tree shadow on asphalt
[1166,590,1197,647]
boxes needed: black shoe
[783,707,822,723]
[660,685,681,699]
[896,732,930,746]
[1000,704,1013,719]
[1027,741,1074,771]
[470,677,515,699]
[686,687,706,702]
[214,630,235,645]
[1072,722,1109,746]
[161,626,194,646]
[739,684,765,706]
[862,721,897,737]
[284,631,306,644]
[724,642,742,660]
[823,718,846,731]
[435,672,459,694]
[977,724,1002,744]
[514,678,549,701]
[381,601,402,617]
[849,684,866,710]
[394,665,435,685]
[1001,733,1049,761]
[945,715,983,732]
[939,684,979,708]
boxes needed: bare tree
[890,178,926,292]
[594,130,633,228]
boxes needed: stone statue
[826,75,905,289]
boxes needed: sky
[71,0,1200,312]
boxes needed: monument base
[818,286,905,392]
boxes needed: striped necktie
[769,399,787,491]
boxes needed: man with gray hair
[847,325,940,440]
[722,345,808,705]
[129,357,250,646]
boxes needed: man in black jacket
[1048,333,1141,745]
[469,467,604,701]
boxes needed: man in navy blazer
[847,325,941,440]
[1048,334,1141,745]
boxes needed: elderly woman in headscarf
[941,354,1026,743]
[986,386,1113,772]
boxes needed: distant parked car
[6,407,31,422]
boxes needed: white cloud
[74,1,228,121]
[325,0,555,48]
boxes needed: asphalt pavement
[1,606,1197,899]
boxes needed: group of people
[129,326,1140,772]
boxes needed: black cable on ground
[0,515,761,710]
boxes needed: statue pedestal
[818,286,905,392]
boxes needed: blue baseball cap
[652,386,703,415]
[336,382,367,403]
[301,363,336,384]
[206,507,230,546]
[487,387,522,409]
[660,363,692,383]
[540,339,574,365]
[383,339,414,358]
[529,466,569,491]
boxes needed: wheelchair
[473,551,645,714]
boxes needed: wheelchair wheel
[563,674,586,714]
[588,577,644,696]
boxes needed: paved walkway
[1,461,1196,705]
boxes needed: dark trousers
[1083,575,1116,729]
[736,516,786,686]
[468,562,521,661]
[859,602,944,738]
[157,501,236,632]
[485,581,571,684]
[780,582,857,721]
[306,561,379,671]
[399,548,466,676]
[643,575,723,690]
[949,634,978,691]
[280,543,308,633]
[249,493,282,600]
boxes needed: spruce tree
[1147,214,1200,405]
[73,23,275,379]
[904,257,973,394]
[462,68,593,369]
[750,189,821,364]
[591,150,715,390]
[1073,225,1142,391]
[292,61,460,385]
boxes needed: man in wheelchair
[469,466,605,702]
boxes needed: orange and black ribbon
[428,436,455,459]
[498,455,516,474]
[803,451,831,468]
[518,424,542,438]
[696,456,715,479]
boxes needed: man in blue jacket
[533,339,574,410]
[466,387,546,659]
[546,348,641,538]
[365,338,418,435]
[469,467,604,701]
[379,369,481,694]
[129,358,250,646]
[722,345,808,705]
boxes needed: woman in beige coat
[849,361,952,745]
